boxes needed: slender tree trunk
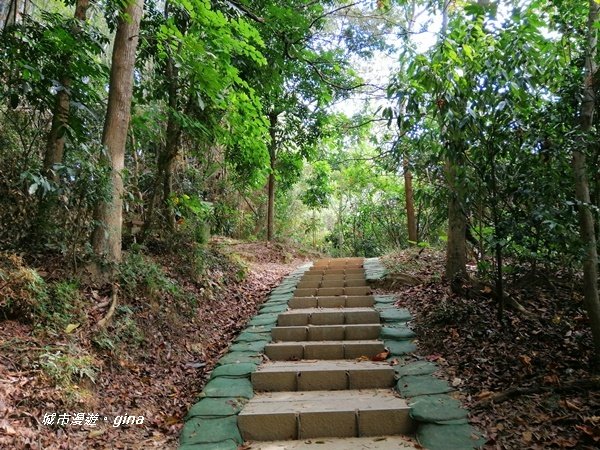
[403,156,417,243]
[489,148,505,322]
[266,112,277,242]
[160,53,181,232]
[440,0,468,281]
[140,3,185,240]
[574,0,600,371]
[91,0,143,265]
[43,0,90,178]
[445,155,467,280]
[4,0,21,27]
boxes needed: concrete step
[277,308,380,326]
[296,279,367,289]
[238,389,413,441]
[313,257,363,264]
[300,273,366,282]
[305,268,365,275]
[247,436,418,449]
[294,286,371,297]
[265,340,385,360]
[252,360,394,391]
[271,324,381,341]
[288,295,374,309]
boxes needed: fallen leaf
[371,350,390,361]
[576,424,600,441]
[88,429,105,438]
[476,390,493,400]
[519,354,532,367]
[559,399,581,411]
[65,323,80,334]
[543,374,560,385]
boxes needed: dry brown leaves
[1,242,308,449]
[383,249,599,450]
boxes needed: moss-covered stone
[216,352,262,366]
[395,361,438,377]
[179,416,242,446]
[396,375,453,397]
[380,308,412,323]
[203,377,254,399]
[417,423,485,450]
[364,258,388,280]
[268,293,294,302]
[386,340,417,356]
[229,341,269,353]
[186,397,248,418]
[210,363,258,379]
[381,326,416,340]
[259,304,289,314]
[373,295,397,304]
[244,324,275,334]
[270,287,295,295]
[248,314,278,326]
[410,394,468,423]
[179,440,238,450]
[234,332,271,343]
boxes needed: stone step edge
[245,435,420,449]
[238,389,414,441]
[271,324,382,341]
[251,360,395,391]
[264,340,386,361]
[178,264,313,449]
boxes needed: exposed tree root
[97,284,118,328]
[475,377,600,407]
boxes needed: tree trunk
[403,156,417,243]
[445,155,467,280]
[159,50,181,232]
[91,0,143,265]
[573,0,600,371]
[266,112,277,242]
[43,0,90,178]
[440,0,467,281]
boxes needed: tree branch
[225,0,265,23]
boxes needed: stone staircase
[179,257,485,450]
[238,258,417,448]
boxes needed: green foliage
[92,304,145,352]
[0,11,107,115]
[0,253,49,322]
[119,248,182,301]
[301,161,333,210]
[44,280,86,331]
[39,348,98,387]
[0,253,86,331]
[387,0,595,277]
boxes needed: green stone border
[364,257,388,281]
[370,257,486,450]
[178,264,312,449]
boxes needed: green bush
[119,248,182,301]
[39,349,98,387]
[0,253,49,321]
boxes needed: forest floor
[382,248,600,450]
[3,245,599,449]
[1,238,314,449]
